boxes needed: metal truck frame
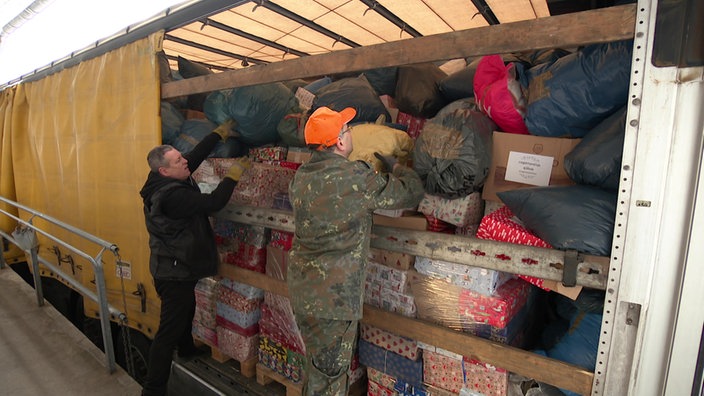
[0,0,702,394]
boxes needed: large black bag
[564,106,627,191]
[498,185,617,256]
[413,99,495,198]
[524,40,633,137]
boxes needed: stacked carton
[215,278,263,361]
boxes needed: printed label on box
[505,151,553,186]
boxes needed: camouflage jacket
[287,150,423,320]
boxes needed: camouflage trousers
[294,315,359,396]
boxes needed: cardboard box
[482,131,582,202]
[358,339,424,388]
[286,147,312,163]
[373,213,427,231]
[418,192,484,227]
[369,248,414,270]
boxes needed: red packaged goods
[360,323,420,361]
[216,326,259,361]
[476,205,555,291]
[259,303,305,355]
[424,215,456,234]
[463,358,508,396]
[458,278,531,328]
[270,229,294,251]
[192,158,241,184]
[219,242,267,273]
[249,146,288,162]
[396,112,427,139]
[476,205,552,248]
[231,162,296,208]
[422,349,466,394]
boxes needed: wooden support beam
[218,263,288,294]
[162,4,635,98]
[372,226,609,289]
[216,264,595,395]
[361,305,594,396]
[214,205,608,289]
[216,205,295,232]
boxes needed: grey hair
[147,145,176,172]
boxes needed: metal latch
[562,249,581,287]
[132,283,147,313]
[52,245,78,274]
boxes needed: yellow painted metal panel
[0,87,25,262]
[7,33,165,336]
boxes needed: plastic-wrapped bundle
[394,63,449,118]
[413,100,496,198]
[172,119,244,158]
[524,40,633,137]
[311,75,391,123]
[414,256,513,296]
[348,123,414,173]
[533,289,605,396]
[564,106,627,191]
[203,82,299,146]
[473,55,529,134]
[161,101,185,145]
[497,185,617,256]
[177,55,211,111]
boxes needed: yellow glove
[225,157,252,181]
[213,118,238,141]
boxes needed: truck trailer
[0,0,702,395]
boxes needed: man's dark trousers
[142,279,198,396]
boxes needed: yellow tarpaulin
[0,32,165,335]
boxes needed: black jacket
[139,133,236,280]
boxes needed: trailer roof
[161,0,553,73]
[0,0,607,88]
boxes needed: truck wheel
[116,328,151,385]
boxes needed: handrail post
[93,252,117,373]
[0,195,126,374]
[29,245,45,307]
[0,238,6,269]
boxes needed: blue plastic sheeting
[525,40,633,137]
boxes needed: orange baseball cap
[304,106,356,148]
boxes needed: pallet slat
[193,336,257,377]
[256,363,302,396]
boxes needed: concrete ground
[0,265,142,396]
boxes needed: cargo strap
[562,249,581,287]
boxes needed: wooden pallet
[193,337,258,378]
[256,363,303,396]
[255,363,366,396]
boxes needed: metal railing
[0,196,126,373]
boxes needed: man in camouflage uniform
[288,106,423,395]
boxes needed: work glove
[374,152,397,173]
[213,118,239,141]
[225,157,252,182]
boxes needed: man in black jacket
[139,120,250,396]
